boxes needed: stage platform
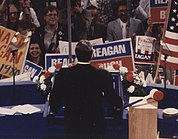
[0,81,178,138]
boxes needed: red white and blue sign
[150,0,168,23]
[45,54,77,70]
[91,39,135,71]
[22,60,43,80]
[45,39,135,71]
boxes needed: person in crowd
[85,4,107,42]
[18,0,40,27]
[0,0,9,26]
[138,17,164,59]
[6,3,20,31]
[34,5,68,55]
[98,0,115,24]
[49,40,123,139]
[106,0,144,41]
[27,35,44,68]
[70,0,91,41]
[82,0,114,25]
[0,0,38,32]
[140,17,164,46]
[31,0,45,26]
[131,0,148,21]
[139,0,150,17]
[17,20,35,35]
[59,0,93,42]
[0,2,20,31]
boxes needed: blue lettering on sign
[135,53,153,61]
[45,54,77,70]
[92,40,132,61]
[23,60,43,79]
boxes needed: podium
[129,97,158,139]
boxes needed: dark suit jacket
[49,63,123,136]
[87,21,107,42]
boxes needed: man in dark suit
[49,40,123,139]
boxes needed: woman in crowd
[27,35,44,68]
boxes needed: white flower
[48,66,56,73]
[127,85,135,93]
[40,83,47,91]
[142,80,147,87]
[39,75,45,83]
[119,66,128,75]
[33,76,39,83]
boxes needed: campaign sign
[91,38,135,71]
[58,41,77,55]
[22,60,43,80]
[150,0,168,7]
[150,0,168,23]
[58,38,103,55]
[135,36,156,64]
[45,54,77,70]
[0,26,30,77]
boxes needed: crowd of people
[0,0,160,70]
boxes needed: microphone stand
[11,49,17,93]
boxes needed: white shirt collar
[119,19,127,27]
[77,61,90,65]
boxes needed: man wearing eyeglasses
[34,5,68,57]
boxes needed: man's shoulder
[107,19,119,27]
[91,66,111,76]
[59,67,72,72]
[54,67,71,80]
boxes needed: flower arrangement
[33,63,62,95]
[110,64,147,96]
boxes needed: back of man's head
[75,40,93,62]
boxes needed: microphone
[118,89,164,111]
